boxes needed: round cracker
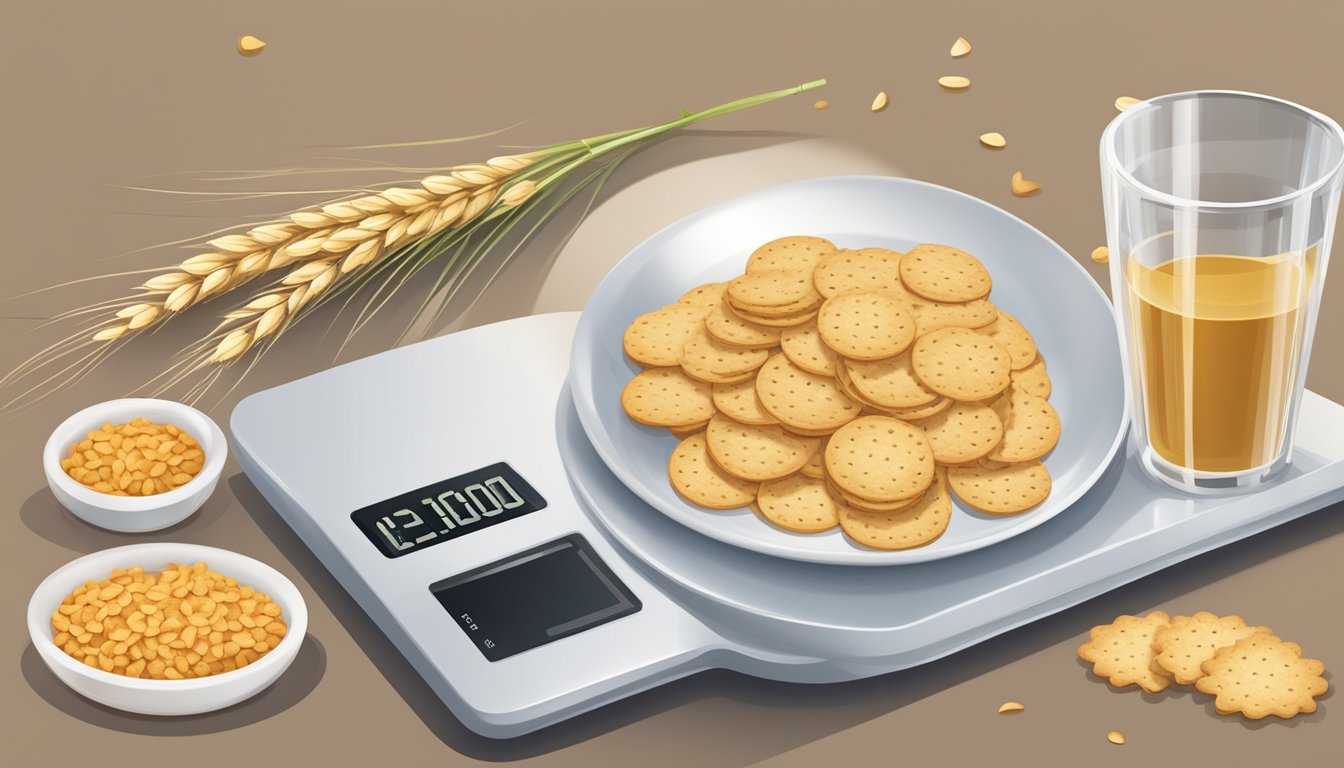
[678,281,726,308]
[889,397,952,421]
[918,400,1004,464]
[705,301,783,349]
[799,437,827,478]
[621,367,716,428]
[911,328,1012,401]
[679,326,769,382]
[780,323,838,376]
[825,416,936,502]
[899,243,992,302]
[977,312,1038,370]
[667,433,757,509]
[844,353,939,409]
[705,413,819,482]
[988,390,1060,462]
[622,303,709,367]
[728,293,822,318]
[817,290,917,361]
[727,269,821,309]
[828,478,923,513]
[947,459,1051,515]
[756,475,839,533]
[731,305,819,327]
[668,423,707,439]
[831,360,888,412]
[712,379,778,426]
[813,248,904,299]
[837,469,952,550]
[1010,354,1051,399]
[910,298,999,332]
[755,353,861,433]
[746,235,836,274]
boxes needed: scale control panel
[430,534,641,661]
[350,462,642,661]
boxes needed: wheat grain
[90,154,537,343]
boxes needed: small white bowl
[28,543,308,715]
[43,398,227,533]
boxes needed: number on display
[376,475,527,550]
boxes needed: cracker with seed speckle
[1077,612,1173,693]
[1152,612,1273,685]
[668,433,756,509]
[1196,635,1328,719]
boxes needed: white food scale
[230,177,1344,739]
[232,312,1344,739]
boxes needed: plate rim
[570,174,1130,566]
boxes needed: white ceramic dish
[27,543,307,715]
[43,398,227,533]
[569,176,1129,566]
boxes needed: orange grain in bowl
[60,417,205,496]
[51,562,288,679]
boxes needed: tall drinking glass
[1101,91,1344,493]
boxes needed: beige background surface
[2,0,1342,765]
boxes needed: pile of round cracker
[620,236,1060,551]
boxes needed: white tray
[559,385,1344,665]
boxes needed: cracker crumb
[1090,246,1109,264]
[1107,730,1126,745]
[871,91,889,112]
[1115,96,1141,112]
[814,100,830,110]
[237,35,266,56]
[951,37,972,57]
[979,132,1007,149]
[1011,171,1041,197]
[939,76,971,91]
[998,701,1025,714]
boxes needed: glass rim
[1101,89,1344,212]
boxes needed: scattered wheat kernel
[1011,171,1041,196]
[236,35,267,55]
[998,701,1025,714]
[814,100,830,110]
[871,91,890,112]
[951,36,972,57]
[939,76,971,90]
[1107,731,1126,745]
[979,132,1007,148]
[1091,246,1110,264]
[1115,96,1141,112]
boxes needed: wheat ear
[206,176,537,362]
[91,154,537,343]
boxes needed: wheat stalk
[5,79,826,412]
[91,155,538,344]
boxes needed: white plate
[569,176,1128,565]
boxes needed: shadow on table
[19,486,233,554]
[21,633,326,735]
[1077,656,1333,729]
[229,471,1344,760]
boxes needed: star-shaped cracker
[1077,611,1172,692]
[1196,635,1328,719]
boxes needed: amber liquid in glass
[1126,252,1311,473]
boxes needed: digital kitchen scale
[232,311,1344,739]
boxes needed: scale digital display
[430,534,641,661]
[350,462,546,558]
